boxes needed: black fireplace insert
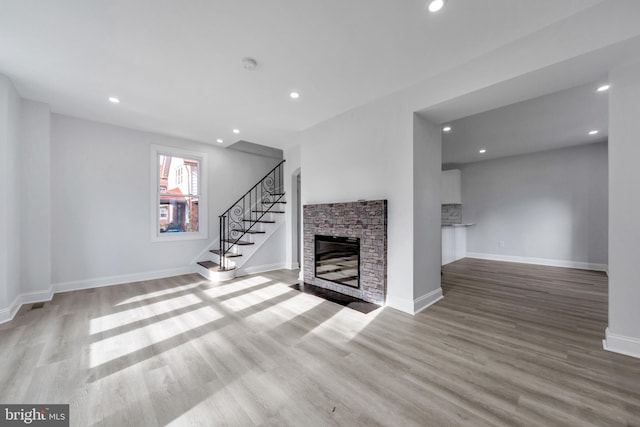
[314,235,360,288]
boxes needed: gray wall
[413,114,443,312]
[461,142,608,267]
[0,75,22,311]
[50,114,281,285]
[607,60,640,352]
[20,100,52,295]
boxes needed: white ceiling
[441,81,609,165]
[0,0,605,149]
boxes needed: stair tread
[198,261,218,268]
[210,250,243,258]
[243,219,276,223]
[263,201,286,204]
[197,261,235,272]
[223,239,254,245]
[236,229,266,234]
[252,210,285,213]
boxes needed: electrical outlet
[499,240,505,248]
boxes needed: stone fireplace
[303,200,387,305]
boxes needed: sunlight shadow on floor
[114,280,208,307]
[90,292,205,335]
[89,305,224,368]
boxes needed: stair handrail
[218,159,286,270]
[221,159,286,215]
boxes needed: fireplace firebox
[314,235,360,288]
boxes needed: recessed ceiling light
[216,138,223,143]
[442,126,452,132]
[428,0,445,12]
[479,149,487,154]
[290,92,300,99]
[108,97,120,104]
[233,129,240,134]
[597,84,610,92]
[589,130,599,135]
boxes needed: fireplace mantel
[303,200,387,305]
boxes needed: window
[151,145,207,241]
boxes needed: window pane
[158,154,199,234]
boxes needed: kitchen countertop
[441,223,475,227]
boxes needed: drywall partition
[606,60,640,358]
[413,114,443,312]
[461,143,608,270]
[20,100,52,297]
[50,115,281,287]
[235,224,286,276]
[0,75,22,318]
[0,76,8,311]
[299,96,416,313]
[283,145,301,270]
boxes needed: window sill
[151,231,208,242]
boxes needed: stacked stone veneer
[303,200,387,305]
[441,204,462,225]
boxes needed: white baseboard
[466,252,608,272]
[0,295,24,324]
[0,288,57,324]
[603,328,640,359]
[414,287,444,314]
[385,295,414,315]
[21,289,54,304]
[0,266,195,325]
[237,262,287,276]
[52,266,195,294]
[285,262,300,270]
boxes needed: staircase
[196,160,286,281]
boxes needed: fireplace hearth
[303,200,387,305]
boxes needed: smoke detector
[242,57,258,71]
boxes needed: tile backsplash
[442,204,462,225]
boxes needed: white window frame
[150,144,208,242]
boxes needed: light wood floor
[1,259,639,426]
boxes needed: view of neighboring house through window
[158,154,199,233]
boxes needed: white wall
[283,145,301,270]
[0,76,9,310]
[235,224,286,276]
[20,100,51,295]
[298,96,417,313]
[606,60,640,358]
[0,75,22,312]
[413,114,443,312]
[50,114,280,286]
[461,143,608,269]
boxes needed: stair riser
[195,264,236,282]
[223,239,254,245]
[248,212,280,222]
[210,253,237,268]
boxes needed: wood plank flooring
[1,259,639,426]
